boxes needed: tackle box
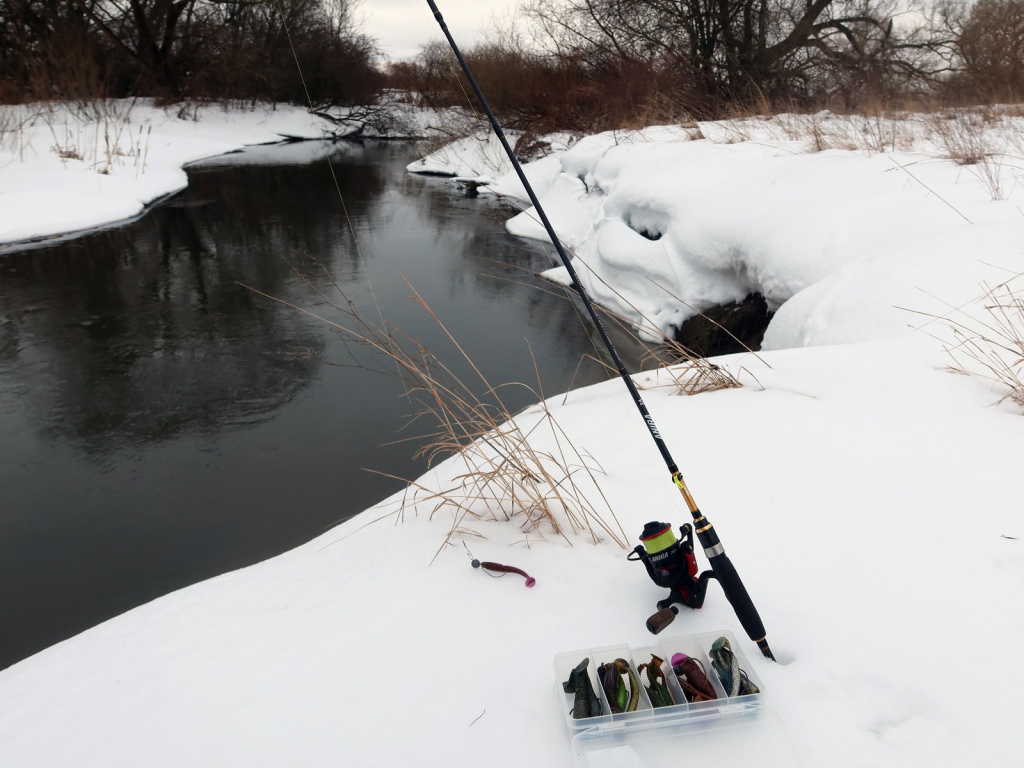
[553,630,801,767]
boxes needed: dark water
[0,140,646,670]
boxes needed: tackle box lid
[570,706,800,767]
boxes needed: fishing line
[412,4,644,521]
[274,0,392,341]
[461,533,537,587]
[275,0,472,544]
[278,3,664,568]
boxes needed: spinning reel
[627,521,717,634]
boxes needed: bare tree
[526,0,950,109]
[0,0,105,101]
[64,0,205,94]
[956,0,1024,101]
[0,0,381,103]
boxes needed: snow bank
[406,129,519,179]
[416,113,1024,348]
[0,100,459,248]
[0,101,338,247]
[0,100,504,249]
[405,128,575,181]
[517,127,1024,346]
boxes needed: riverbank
[0,100,445,249]
[1,105,1022,767]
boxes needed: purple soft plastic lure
[471,559,536,587]
[670,652,718,702]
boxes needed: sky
[358,0,524,61]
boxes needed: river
[0,139,648,670]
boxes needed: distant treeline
[3,0,1024,130]
[0,0,380,105]
[390,0,1024,130]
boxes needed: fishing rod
[425,0,775,661]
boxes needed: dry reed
[246,263,630,554]
[907,276,1024,410]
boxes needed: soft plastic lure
[638,655,673,708]
[599,659,640,713]
[709,636,760,697]
[562,658,602,719]
[470,559,535,587]
[671,652,718,702]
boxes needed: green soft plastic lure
[638,655,673,708]
[563,658,602,719]
[600,659,640,713]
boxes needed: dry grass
[2,98,150,175]
[641,338,748,396]
[629,278,762,395]
[0,103,43,162]
[925,108,1015,200]
[909,276,1024,410]
[246,263,630,555]
[576,301,747,396]
[858,113,913,153]
[251,242,750,556]
[618,92,706,139]
[929,109,993,165]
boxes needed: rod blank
[425,0,773,661]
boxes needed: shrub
[956,0,1024,103]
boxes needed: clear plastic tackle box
[553,630,801,767]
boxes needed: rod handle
[708,552,775,660]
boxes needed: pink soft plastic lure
[471,559,536,587]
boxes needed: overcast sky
[359,0,524,61]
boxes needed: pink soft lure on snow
[471,559,536,587]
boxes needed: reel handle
[646,605,679,634]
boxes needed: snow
[2,104,1023,767]
[484,117,1024,347]
[404,128,576,181]
[0,101,330,247]
[405,129,521,178]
